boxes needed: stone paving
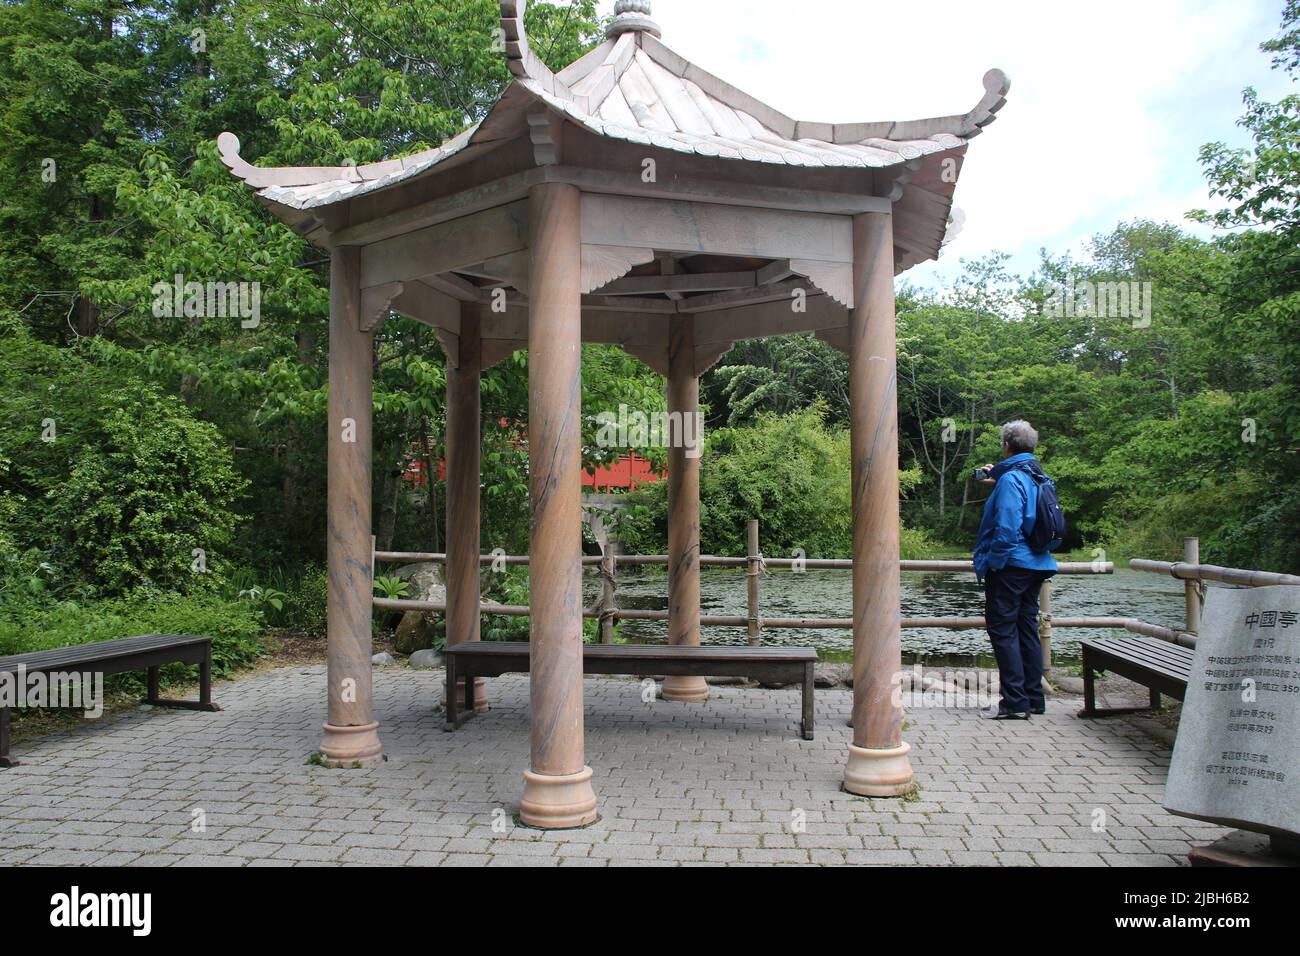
[0,665,1227,866]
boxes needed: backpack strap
[1015,461,1052,484]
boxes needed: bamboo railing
[374,518,1117,664]
[1122,536,1300,648]
[373,531,1300,666]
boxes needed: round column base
[660,676,709,702]
[319,721,384,768]
[842,741,914,797]
[450,677,491,715]
[519,766,599,829]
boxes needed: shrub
[55,403,245,594]
[482,567,531,642]
[621,405,935,559]
[0,327,247,596]
[0,593,263,677]
[282,564,328,637]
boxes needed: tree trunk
[938,441,947,518]
[375,428,408,552]
[420,428,440,552]
[281,326,318,515]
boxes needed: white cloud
[596,0,1293,285]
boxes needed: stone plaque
[1164,585,1300,838]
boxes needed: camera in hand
[973,466,993,482]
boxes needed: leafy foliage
[0,322,245,595]
[0,593,263,676]
[621,405,931,559]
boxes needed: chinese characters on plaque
[1164,586,1299,839]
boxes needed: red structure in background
[582,452,661,492]
[405,448,662,492]
[405,457,448,487]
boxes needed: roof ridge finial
[608,0,661,40]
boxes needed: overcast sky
[594,0,1293,288]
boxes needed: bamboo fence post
[746,519,761,646]
[1039,578,1053,671]
[599,548,617,644]
[1184,537,1201,635]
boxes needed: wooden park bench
[444,642,819,740]
[0,634,221,768]
[1078,635,1194,717]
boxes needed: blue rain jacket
[972,452,1059,582]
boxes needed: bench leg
[1079,656,1097,718]
[444,655,458,731]
[200,648,214,709]
[146,650,221,712]
[0,707,15,769]
[801,662,815,741]
[1077,653,1170,718]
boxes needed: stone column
[519,182,598,828]
[320,245,384,767]
[445,303,487,712]
[842,211,914,796]
[662,312,707,702]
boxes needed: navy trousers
[984,567,1053,714]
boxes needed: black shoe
[1030,704,1046,715]
[979,703,1029,720]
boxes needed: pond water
[583,565,1189,665]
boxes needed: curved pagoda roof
[218,0,1008,272]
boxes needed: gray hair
[1001,420,1039,454]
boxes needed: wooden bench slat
[1081,638,1194,678]
[1085,643,1191,676]
[1081,639,1190,671]
[443,641,817,662]
[1079,636,1194,718]
[1083,651,1190,684]
[0,634,213,673]
[1109,647,1194,678]
[1117,637,1197,665]
[444,641,818,740]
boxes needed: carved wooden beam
[581,244,656,295]
[360,281,403,332]
[390,280,460,332]
[360,201,528,289]
[592,270,756,297]
[581,194,853,264]
[790,259,853,309]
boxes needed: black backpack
[1015,461,1066,552]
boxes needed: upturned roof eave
[218,6,1007,210]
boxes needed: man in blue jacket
[973,420,1058,719]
